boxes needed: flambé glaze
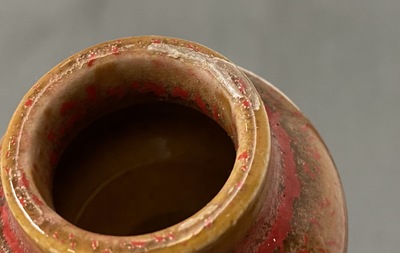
[0,36,347,252]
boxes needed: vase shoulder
[234,70,347,253]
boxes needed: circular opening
[52,101,235,236]
[5,38,268,252]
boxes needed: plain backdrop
[1,1,399,252]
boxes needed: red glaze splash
[242,99,251,109]
[145,82,166,97]
[17,196,26,206]
[238,151,249,160]
[130,241,147,248]
[257,106,301,253]
[86,85,97,102]
[91,239,99,250]
[171,87,189,100]
[151,39,162,44]
[203,217,213,228]
[69,233,77,249]
[153,235,165,243]
[111,45,119,55]
[185,44,199,52]
[167,232,175,240]
[1,206,24,253]
[195,95,208,114]
[235,77,248,94]
[19,172,30,188]
[24,99,33,107]
[87,53,97,67]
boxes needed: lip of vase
[0,36,270,252]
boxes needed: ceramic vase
[0,36,347,252]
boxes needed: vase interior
[52,100,235,236]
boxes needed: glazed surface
[0,73,347,252]
[232,70,347,253]
[0,36,267,253]
[0,36,346,253]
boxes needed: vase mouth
[0,36,270,252]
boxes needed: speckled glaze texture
[0,36,347,252]
[234,70,347,253]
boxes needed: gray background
[0,1,399,252]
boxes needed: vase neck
[1,36,270,252]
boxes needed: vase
[0,36,347,252]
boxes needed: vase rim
[0,36,271,252]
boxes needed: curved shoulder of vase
[236,68,348,253]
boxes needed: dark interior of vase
[51,100,235,236]
[26,54,239,236]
